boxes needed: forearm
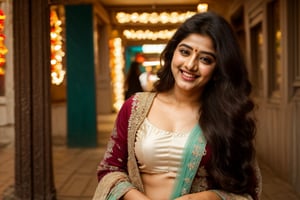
[210,190,253,200]
[122,188,151,200]
[175,191,221,200]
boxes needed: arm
[175,191,221,200]
[186,158,261,200]
[174,190,252,200]
[93,97,138,199]
[97,101,130,181]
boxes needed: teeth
[182,71,196,78]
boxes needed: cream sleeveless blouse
[134,118,190,200]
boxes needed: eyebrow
[178,43,216,59]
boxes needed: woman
[124,61,144,99]
[93,11,261,200]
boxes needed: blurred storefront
[0,1,13,148]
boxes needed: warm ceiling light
[197,3,208,13]
[115,11,196,24]
[123,29,176,40]
[143,60,160,67]
[142,44,166,53]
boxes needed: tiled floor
[0,148,14,198]
[1,113,300,200]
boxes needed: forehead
[178,33,215,52]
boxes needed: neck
[169,87,202,107]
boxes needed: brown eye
[179,49,190,56]
[200,57,214,65]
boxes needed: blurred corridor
[1,0,300,199]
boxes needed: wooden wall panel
[291,100,300,192]
[255,99,300,196]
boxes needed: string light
[109,37,125,111]
[123,29,176,40]
[116,11,196,24]
[50,9,66,85]
[0,9,7,75]
[197,3,208,13]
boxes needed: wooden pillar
[7,0,56,199]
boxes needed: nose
[184,54,198,71]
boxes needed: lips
[180,70,199,81]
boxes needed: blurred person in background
[124,61,144,99]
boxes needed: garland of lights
[0,9,7,75]
[109,37,125,111]
[116,11,196,24]
[123,29,176,40]
[50,9,66,85]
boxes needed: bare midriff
[141,172,176,200]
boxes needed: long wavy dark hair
[154,11,257,198]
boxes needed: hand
[174,191,221,200]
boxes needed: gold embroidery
[184,178,192,184]
[127,92,156,192]
[92,171,130,199]
[188,162,196,170]
[191,166,208,192]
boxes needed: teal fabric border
[107,181,135,200]
[170,125,207,199]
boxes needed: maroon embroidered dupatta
[93,92,154,199]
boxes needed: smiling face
[171,33,216,94]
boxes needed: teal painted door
[65,5,97,147]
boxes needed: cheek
[199,65,215,77]
[172,52,185,65]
